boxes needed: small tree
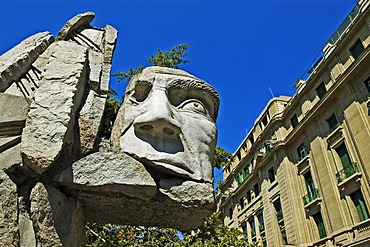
[112,43,191,83]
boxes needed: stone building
[216,1,370,246]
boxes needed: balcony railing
[303,188,320,205]
[325,123,340,137]
[336,162,359,183]
[298,152,309,163]
[276,211,283,221]
[327,3,361,45]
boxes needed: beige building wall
[216,1,370,246]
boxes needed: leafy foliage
[86,214,254,247]
[146,43,191,69]
[112,43,191,83]
[213,146,233,169]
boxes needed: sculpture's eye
[178,99,208,115]
[133,81,152,102]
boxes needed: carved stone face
[111,67,219,182]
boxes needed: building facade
[216,1,370,246]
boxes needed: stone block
[30,182,85,247]
[0,142,22,170]
[0,32,54,92]
[79,178,214,231]
[56,12,95,41]
[78,90,107,155]
[103,25,118,64]
[0,170,19,246]
[21,42,88,174]
[80,28,104,50]
[55,152,157,200]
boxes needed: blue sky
[0,0,358,183]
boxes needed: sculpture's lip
[151,158,193,174]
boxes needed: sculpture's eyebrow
[135,79,153,88]
[168,78,220,120]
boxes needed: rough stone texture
[0,93,30,136]
[18,196,36,247]
[79,178,214,231]
[0,11,219,245]
[77,24,117,154]
[56,12,95,41]
[21,41,88,174]
[0,32,54,92]
[0,170,19,246]
[103,25,118,64]
[19,213,36,247]
[30,182,85,247]
[56,152,157,200]
[159,178,214,204]
[0,142,22,170]
[5,67,43,99]
[78,91,107,154]
[111,66,219,183]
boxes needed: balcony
[336,162,360,183]
[303,188,320,205]
[325,122,340,137]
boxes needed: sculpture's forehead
[128,67,220,120]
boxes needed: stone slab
[55,152,157,201]
[0,32,54,92]
[21,41,88,174]
[30,182,85,247]
[0,170,19,246]
[78,90,107,155]
[56,12,95,41]
[79,178,214,231]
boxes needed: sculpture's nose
[133,88,181,138]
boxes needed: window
[240,197,245,210]
[262,115,268,126]
[250,219,256,238]
[350,190,369,221]
[313,212,327,239]
[326,114,339,136]
[350,39,365,59]
[327,114,338,129]
[244,165,250,177]
[258,213,265,232]
[303,171,319,204]
[316,82,327,98]
[290,114,298,128]
[241,223,248,239]
[274,199,283,221]
[364,76,370,94]
[237,173,243,185]
[228,207,233,219]
[246,191,251,202]
[237,151,241,161]
[264,142,272,154]
[336,144,352,169]
[249,136,254,145]
[254,183,260,197]
[297,143,307,161]
[268,167,275,182]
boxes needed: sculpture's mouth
[127,153,194,179]
[151,158,193,174]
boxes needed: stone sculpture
[0,12,219,246]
